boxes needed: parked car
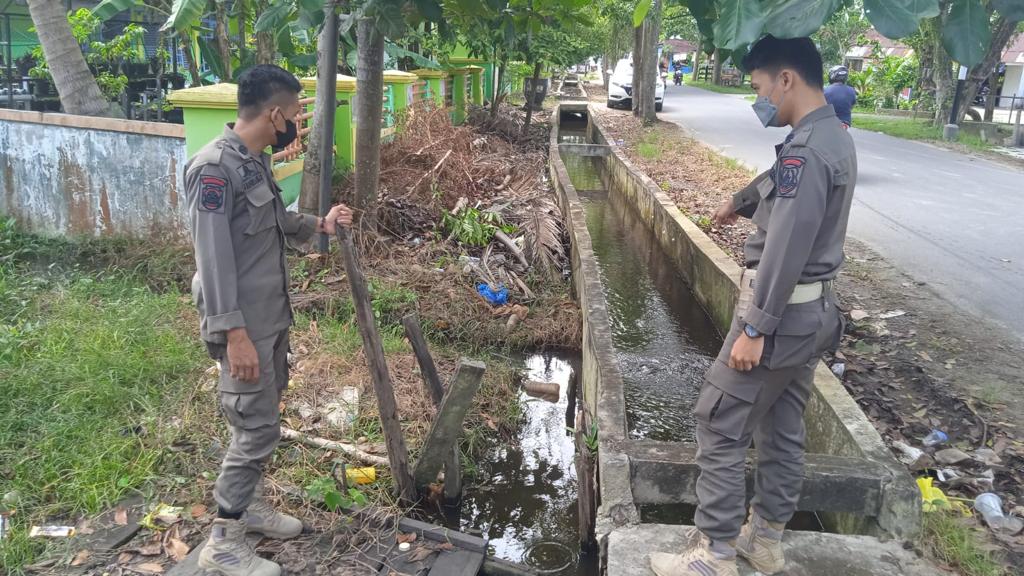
[606,58,664,112]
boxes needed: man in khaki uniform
[651,36,856,576]
[185,64,352,576]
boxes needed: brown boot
[736,511,785,574]
[244,480,303,539]
[198,518,281,576]
[649,536,739,576]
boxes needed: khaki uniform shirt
[185,125,317,345]
[730,105,857,335]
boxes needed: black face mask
[271,110,298,151]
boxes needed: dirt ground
[588,91,1024,572]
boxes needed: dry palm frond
[519,197,564,275]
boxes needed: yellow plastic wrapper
[917,477,971,515]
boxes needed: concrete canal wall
[549,103,920,572]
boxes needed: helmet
[829,65,849,84]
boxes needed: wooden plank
[396,518,488,553]
[412,360,485,489]
[402,313,463,501]
[378,546,434,576]
[337,227,416,503]
[63,497,145,574]
[354,530,397,571]
[427,549,485,576]
[0,108,186,138]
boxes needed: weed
[440,206,517,247]
[305,476,368,511]
[636,132,662,160]
[852,114,995,153]
[690,214,713,231]
[923,509,1006,576]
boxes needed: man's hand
[320,204,354,235]
[226,328,259,383]
[712,197,739,227]
[728,333,764,372]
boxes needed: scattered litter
[974,493,1024,534]
[29,525,76,538]
[917,478,969,514]
[878,310,906,319]
[0,512,9,540]
[476,283,509,306]
[850,309,869,321]
[921,429,948,447]
[140,503,182,530]
[936,468,961,482]
[399,542,412,552]
[973,448,1003,466]
[935,447,971,465]
[322,386,361,431]
[345,466,377,485]
[524,380,560,402]
[830,362,846,378]
[893,441,930,469]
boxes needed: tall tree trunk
[983,71,997,122]
[490,57,506,119]
[640,0,661,124]
[956,16,1018,124]
[354,17,384,228]
[299,17,335,215]
[238,0,248,57]
[255,0,275,65]
[633,21,643,115]
[691,35,702,82]
[181,35,202,86]
[214,0,233,80]
[712,48,723,85]
[522,59,542,137]
[155,30,166,120]
[603,50,613,90]
[25,0,117,117]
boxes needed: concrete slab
[606,525,950,576]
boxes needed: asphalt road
[658,83,1024,338]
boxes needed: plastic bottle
[921,429,949,447]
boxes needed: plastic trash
[892,441,925,464]
[975,493,1004,523]
[477,283,509,306]
[345,466,377,485]
[830,362,846,378]
[917,478,969,514]
[922,429,949,447]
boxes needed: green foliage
[848,51,918,110]
[762,0,842,40]
[862,0,940,39]
[942,0,991,67]
[923,509,1006,576]
[633,0,653,27]
[992,0,1024,21]
[161,0,207,32]
[712,0,766,50]
[440,206,516,247]
[305,476,368,512]
[814,3,870,66]
[367,280,417,324]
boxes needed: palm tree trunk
[181,35,202,86]
[354,17,385,228]
[254,0,275,65]
[25,0,115,117]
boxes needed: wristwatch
[743,323,762,338]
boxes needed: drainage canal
[559,117,722,443]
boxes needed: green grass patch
[852,114,992,152]
[636,131,663,160]
[923,510,1006,576]
[0,263,202,572]
[684,79,754,95]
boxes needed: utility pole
[943,65,967,141]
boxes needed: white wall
[999,64,1023,108]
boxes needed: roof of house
[665,38,697,53]
[846,28,914,59]
[1003,33,1024,65]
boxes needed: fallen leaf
[70,550,91,567]
[117,551,135,564]
[397,532,418,544]
[165,537,190,563]
[135,562,165,574]
[438,542,455,551]
[115,507,128,526]
[913,408,929,419]
[189,504,207,519]
[918,351,933,362]
[408,546,436,562]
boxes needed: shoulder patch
[199,175,227,213]
[776,156,805,197]
[236,159,265,191]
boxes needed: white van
[606,57,665,112]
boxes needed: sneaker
[244,480,303,539]
[649,537,739,576]
[736,512,785,575]
[198,518,281,576]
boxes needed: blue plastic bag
[476,283,509,306]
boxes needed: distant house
[999,33,1024,108]
[844,29,914,71]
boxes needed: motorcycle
[673,70,683,86]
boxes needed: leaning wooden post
[402,313,463,500]
[413,359,485,490]
[336,227,416,503]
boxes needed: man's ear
[780,69,794,91]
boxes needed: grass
[636,131,663,160]
[923,509,1007,576]
[0,222,203,573]
[684,79,754,95]
[852,113,993,152]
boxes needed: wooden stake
[413,359,485,490]
[576,410,596,549]
[401,314,463,501]
[336,227,416,503]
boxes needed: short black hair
[741,35,824,90]
[237,64,302,120]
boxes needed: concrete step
[607,524,951,576]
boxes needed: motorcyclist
[823,65,857,129]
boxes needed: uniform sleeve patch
[200,176,226,212]
[777,156,805,197]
